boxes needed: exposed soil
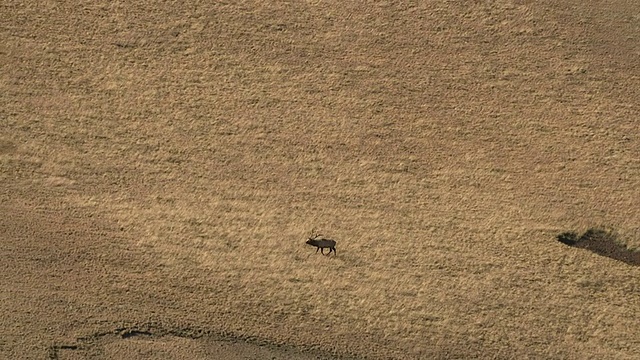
[2,0,640,359]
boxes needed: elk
[305,233,337,256]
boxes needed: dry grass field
[2,0,639,358]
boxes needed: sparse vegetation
[2,0,640,359]
[557,231,578,246]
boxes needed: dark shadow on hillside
[557,228,640,266]
[48,323,349,360]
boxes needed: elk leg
[320,248,326,255]
[316,247,320,253]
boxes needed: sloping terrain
[2,0,639,358]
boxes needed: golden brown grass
[2,0,640,358]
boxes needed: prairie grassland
[2,0,639,358]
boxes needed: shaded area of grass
[48,323,346,360]
[557,228,640,266]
